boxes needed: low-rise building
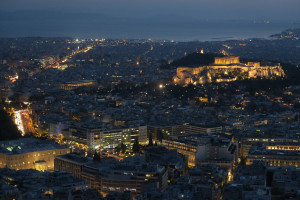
[161,134,236,168]
[54,154,167,198]
[0,168,98,200]
[0,138,70,171]
[247,144,300,167]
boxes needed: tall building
[70,125,147,149]
[70,123,102,147]
[100,127,147,149]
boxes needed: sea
[1,18,299,42]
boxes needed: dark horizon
[0,10,299,41]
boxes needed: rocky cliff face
[173,57,285,86]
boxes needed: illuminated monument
[173,56,285,86]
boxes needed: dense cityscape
[1,10,300,199]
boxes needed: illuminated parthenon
[173,56,285,86]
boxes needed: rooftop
[0,138,69,155]
[249,145,300,157]
[55,154,93,165]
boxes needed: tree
[148,133,153,146]
[93,151,101,162]
[159,52,220,70]
[266,171,274,187]
[0,108,22,140]
[132,138,140,154]
[23,132,34,138]
[120,142,127,153]
[239,156,247,166]
[157,131,164,143]
[115,142,127,153]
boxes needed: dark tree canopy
[93,151,101,162]
[157,130,164,142]
[148,133,153,146]
[159,52,223,69]
[0,108,22,140]
[115,142,127,153]
[132,138,140,153]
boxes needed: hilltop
[172,55,285,86]
[159,52,224,69]
[161,52,300,84]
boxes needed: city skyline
[1,1,300,199]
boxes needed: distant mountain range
[0,10,298,41]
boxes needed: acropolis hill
[173,56,285,86]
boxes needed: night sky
[1,0,300,38]
[1,0,300,19]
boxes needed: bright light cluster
[14,110,25,136]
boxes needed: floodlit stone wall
[173,57,285,86]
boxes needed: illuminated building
[247,144,300,167]
[101,129,137,149]
[70,125,102,147]
[239,138,299,158]
[161,135,235,168]
[55,154,168,197]
[70,125,147,149]
[54,154,93,179]
[266,144,300,151]
[99,163,167,197]
[214,56,240,65]
[37,114,72,138]
[0,138,70,171]
[147,124,223,141]
[100,126,147,149]
[174,56,285,86]
[161,139,197,167]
